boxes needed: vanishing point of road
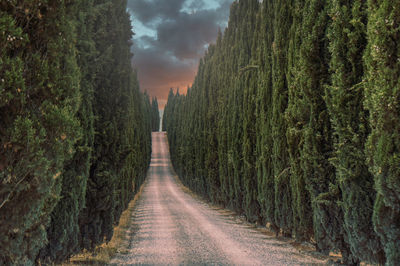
[111,132,326,265]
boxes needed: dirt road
[111,132,326,265]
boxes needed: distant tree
[151,97,160,132]
[162,89,175,132]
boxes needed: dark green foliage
[256,0,277,230]
[241,0,261,223]
[326,0,385,263]
[78,0,128,249]
[151,97,160,132]
[285,0,314,241]
[271,0,293,236]
[164,0,399,264]
[78,0,151,251]
[0,1,81,264]
[3,0,398,264]
[294,1,353,261]
[116,72,151,221]
[0,0,152,264]
[163,1,263,215]
[38,1,96,263]
[365,1,400,264]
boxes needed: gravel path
[110,132,327,265]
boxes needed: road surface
[111,132,326,265]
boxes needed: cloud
[184,0,207,11]
[127,0,234,108]
[127,0,186,25]
[156,9,224,60]
[132,42,196,108]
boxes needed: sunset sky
[127,0,235,109]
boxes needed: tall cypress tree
[285,0,314,242]
[163,0,400,264]
[241,0,261,223]
[271,0,293,236]
[38,1,96,263]
[364,0,400,264]
[1,1,152,264]
[216,29,230,207]
[326,0,385,264]
[78,0,151,250]
[162,89,175,132]
[79,1,119,249]
[296,1,356,263]
[151,97,160,132]
[204,45,222,203]
[256,0,277,231]
[226,1,245,212]
[0,1,81,264]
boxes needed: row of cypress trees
[151,97,160,132]
[0,1,155,265]
[163,0,400,264]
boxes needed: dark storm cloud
[132,42,196,94]
[186,0,207,10]
[157,9,225,60]
[127,0,234,108]
[127,0,186,25]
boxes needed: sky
[127,0,235,109]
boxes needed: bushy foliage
[325,0,385,263]
[364,1,400,264]
[0,1,81,264]
[285,0,313,242]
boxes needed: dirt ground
[109,132,334,265]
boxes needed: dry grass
[60,182,146,266]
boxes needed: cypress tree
[163,1,400,264]
[271,0,293,236]
[326,0,385,263]
[151,97,160,132]
[216,29,230,206]
[78,0,119,249]
[364,0,400,264]
[203,46,221,203]
[78,0,151,250]
[241,0,261,223]
[226,1,245,212]
[38,1,96,263]
[227,0,259,214]
[256,0,278,231]
[299,0,333,255]
[285,0,314,242]
[296,1,356,263]
[0,1,152,264]
[162,89,175,132]
[0,1,81,264]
